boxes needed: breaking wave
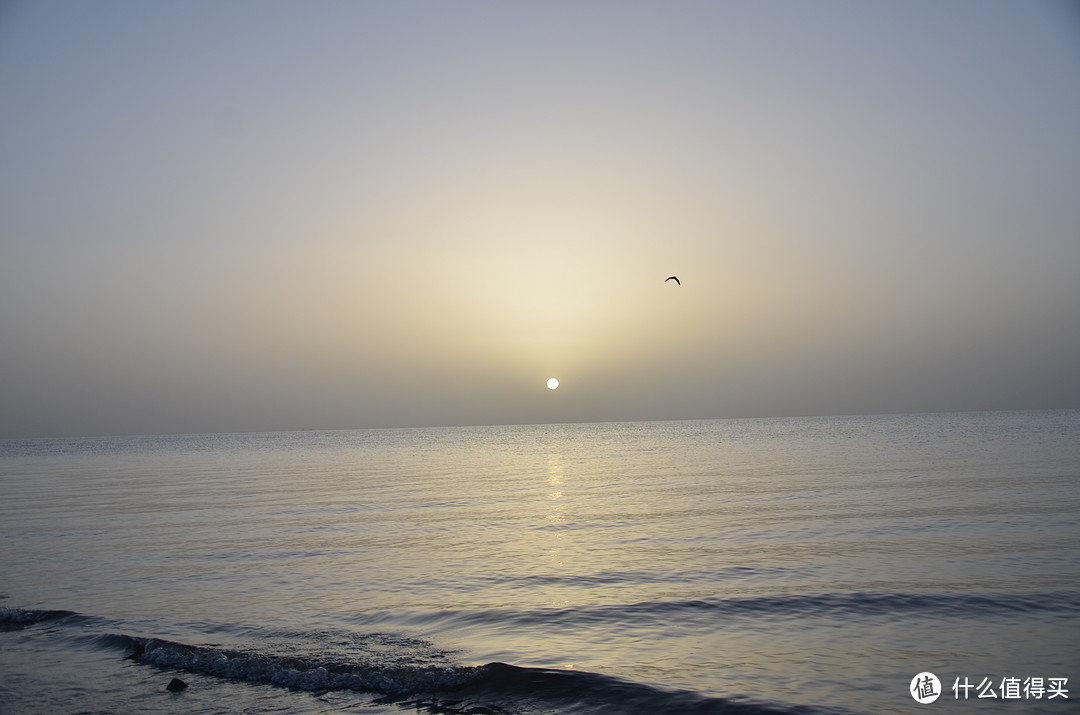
[4,590,1075,712]
[2,604,857,714]
[100,633,830,714]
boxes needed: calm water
[1,411,1078,714]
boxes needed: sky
[1,0,1078,437]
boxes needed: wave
[0,606,81,631]
[7,589,1073,713]
[1,604,852,714]
[641,589,1080,618]
[108,633,481,695]
[99,634,831,715]
[24,589,1071,713]
[383,589,1080,632]
[461,662,834,715]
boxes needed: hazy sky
[1,1,1078,437]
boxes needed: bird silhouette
[665,276,680,285]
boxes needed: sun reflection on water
[547,450,566,568]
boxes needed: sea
[1,410,1078,714]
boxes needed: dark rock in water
[166,678,188,692]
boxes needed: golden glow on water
[547,451,566,570]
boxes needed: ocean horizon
[2,409,1078,713]
[6,406,1076,442]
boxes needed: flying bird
[665,276,680,285]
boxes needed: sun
[546,377,559,390]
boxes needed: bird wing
[665,276,680,284]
